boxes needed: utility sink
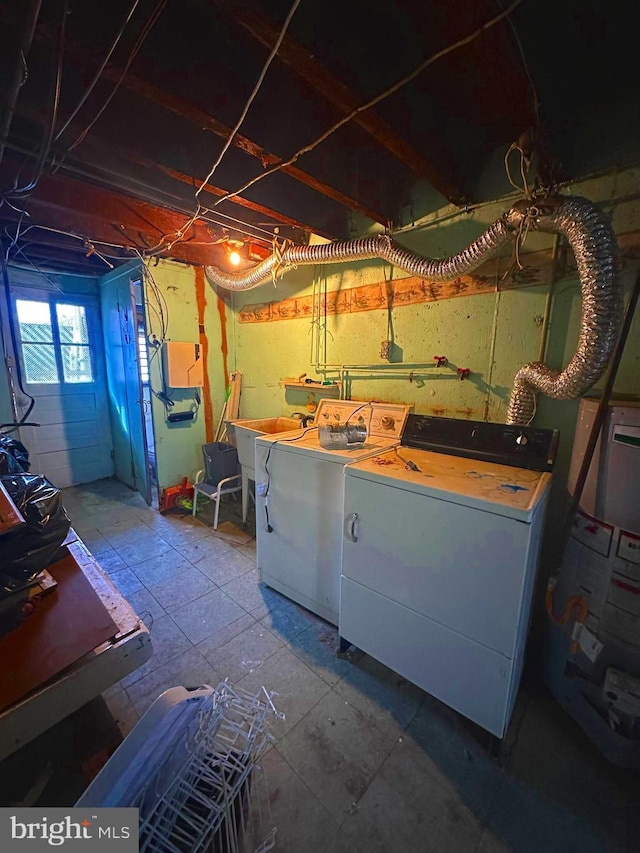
[226,418,304,523]
[226,417,303,469]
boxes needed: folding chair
[192,442,242,529]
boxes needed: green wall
[230,169,640,424]
[143,259,231,492]
[225,167,640,569]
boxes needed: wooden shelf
[283,382,341,397]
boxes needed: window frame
[13,295,96,387]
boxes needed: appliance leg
[489,734,507,767]
[338,637,351,655]
[241,470,249,524]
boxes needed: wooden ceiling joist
[215,0,467,205]
[17,106,327,239]
[0,163,230,267]
[115,149,329,239]
[30,25,390,227]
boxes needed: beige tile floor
[30,480,640,851]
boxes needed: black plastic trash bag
[0,436,30,474]
[0,473,70,596]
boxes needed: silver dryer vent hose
[205,195,621,425]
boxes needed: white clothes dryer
[340,413,558,737]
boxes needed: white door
[13,293,113,488]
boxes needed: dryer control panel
[401,413,558,471]
[314,400,411,440]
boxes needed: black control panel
[401,414,559,472]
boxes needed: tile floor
[51,481,640,850]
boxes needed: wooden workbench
[0,532,152,761]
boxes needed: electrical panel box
[162,341,203,388]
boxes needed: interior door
[12,293,113,488]
[100,264,151,503]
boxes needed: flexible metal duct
[505,197,621,424]
[205,195,621,425]
[205,220,513,290]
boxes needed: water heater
[546,397,640,766]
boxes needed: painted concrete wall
[142,259,231,492]
[226,168,640,568]
[231,169,640,423]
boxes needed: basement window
[15,299,94,385]
[57,303,93,383]
[138,325,149,384]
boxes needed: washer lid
[344,447,552,521]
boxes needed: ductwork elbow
[505,196,621,424]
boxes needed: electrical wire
[496,0,540,125]
[504,143,524,193]
[5,244,64,292]
[195,0,301,201]
[150,0,302,255]
[3,214,27,262]
[212,0,524,208]
[65,0,168,152]
[53,0,142,144]
[6,0,68,201]
[345,401,373,429]
[13,0,69,195]
[3,223,127,267]
[3,131,284,246]
[262,425,316,532]
[0,243,36,429]
[137,254,168,341]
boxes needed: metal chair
[192,442,242,529]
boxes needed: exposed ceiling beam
[214,0,467,205]
[0,160,230,267]
[17,106,329,239]
[24,18,390,226]
[110,149,330,239]
[3,237,124,274]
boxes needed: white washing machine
[340,414,558,738]
[255,399,410,625]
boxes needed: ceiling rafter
[0,159,230,268]
[24,19,390,227]
[17,106,330,240]
[124,152,324,237]
[214,0,467,205]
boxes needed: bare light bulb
[229,250,241,266]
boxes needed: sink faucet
[292,411,315,427]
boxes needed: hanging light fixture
[224,238,244,267]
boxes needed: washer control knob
[381,416,395,430]
[516,433,528,446]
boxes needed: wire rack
[126,683,283,852]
